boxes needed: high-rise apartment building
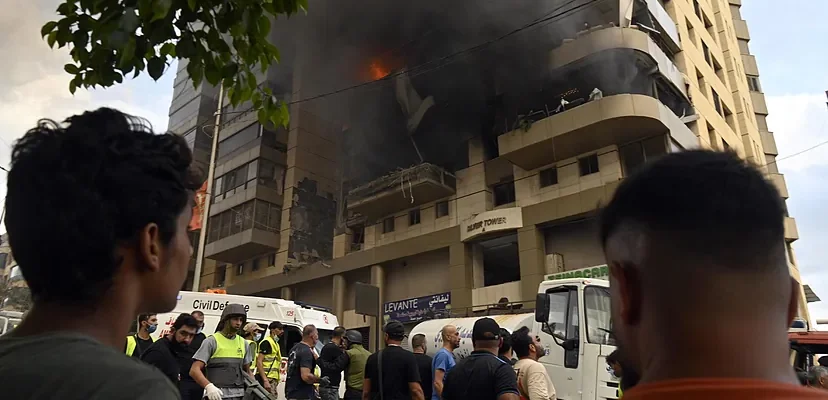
[167,0,807,342]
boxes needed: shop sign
[460,207,523,242]
[383,292,451,323]
[544,264,609,281]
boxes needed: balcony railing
[346,163,456,220]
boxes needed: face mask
[147,324,158,334]
[255,333,263,341]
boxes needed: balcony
[498,94,698,171]
[642,0,681,53]
[750,91,769,115]
[550,27,687,100]
[733,19,750,41]
[769,173,789,198]
[205,199,282,263]
[785,217,799,242]
[346,163,456,220]
[760,131,778,156]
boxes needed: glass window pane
[255,200,268,230]
[243,202,253,230]
[248,160,258,182]
[220,211,231,239]
[268,203,281,232]
[232,206,243,234]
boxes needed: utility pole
[191,85,225,292]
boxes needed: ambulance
[151,291,342,396]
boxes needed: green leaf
[41,21,57,38]
[258,15,271,37]
[119,37,136,69]
[69,79,78,95]
[257,108,268,125]
[64,63,80,74]
[279,101,290,127]
[46,31,58,48]
[147,57,165,80]
[204,64,221,86]
[187,60,204,88]
[160,42,176,58]
[152,0,173,22]
[221,62,238,79]
[176,35,195,58]
[187,0,197,11]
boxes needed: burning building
[167,0,808,346]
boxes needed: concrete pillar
[449,242,474,316]
[280,286,293,300]
[518,225,546,306]
[368,265,385,352]
[332,274,346,324]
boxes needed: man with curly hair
[0,108,201,400]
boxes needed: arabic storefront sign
[383,292,451,324]
[544,264,609,281]
[460,207,523,242]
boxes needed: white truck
[410,274,618,400]
[151,291,344,397]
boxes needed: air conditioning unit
[545,253,564,275]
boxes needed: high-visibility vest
[207,333,247,389]
[125,334,157,357]
[261,336,282,380]
[246,339,259,374]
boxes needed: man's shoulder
[0,333,179,399]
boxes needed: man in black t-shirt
[318,326,349,400]
[364,320,424,400]
[411,334,433,400]
[286,325,329,399]
[179,310,208,400]
[442,318,519,400]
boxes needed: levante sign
[383,292,451,324]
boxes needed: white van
[151,291,343,396]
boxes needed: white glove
[204,383,223,400]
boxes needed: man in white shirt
[511,327,556,400]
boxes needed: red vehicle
[789,329,828,372]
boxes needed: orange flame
[368,59,391,80]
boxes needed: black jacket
[317,341,349,386]
[141,337,183,385]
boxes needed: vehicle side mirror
[535,293,549,323]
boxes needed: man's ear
[138,223,162,272]
[787,277,801,327]
[609,261,642,326]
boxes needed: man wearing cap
[190,304,254,400]
[241,322,265,378]
[442,318,519,400]
[258,321,285,396]
[363,320,425,400]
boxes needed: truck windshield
[584,286,614,345]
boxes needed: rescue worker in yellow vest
[258,321,285,396]
[125,313,158,358]
[190,304,254,400]
[242,322,264,379]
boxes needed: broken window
[436,201,449,218]
[493,181,516,206]
[236,262,244,276]
[351,225,365,252]
[578,154,600,176]
[382,217,395,234]
[620,136,667,176]
[215,265,226,287]
[539,167,558,188]
[409,209,421,226]
[480,234,520,287]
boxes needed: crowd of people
[1,108,828,400]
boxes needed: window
[722,139,731,152]
[408,209,421,226]
[435,201,449,218]
[723,103,736,132]
[685,18,696,46]
[707,123,718,150]
[236,263,245,275]
[214,163,250,202]
[214,158,286,203]
[382,217,395,234]
[258,159,286,194]
[620,136,667,175]
[215,265,226,287]
[217,123,261,159]
[351,225,365,251]
[712,89,722,116]
[693,0,701,20]
[493,181,516,206]
[713,57,724,81]
[747,76,761,92]
[696,69,706,98]
[702,42,711,66]
[268,253,276,267]
[481,234,520,286]
[584,286,613,345]
[207,199,281,243]
[252,258,261,271]
[578,154,600,176]
[539,167,558,187]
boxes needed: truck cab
[534,278,618,400]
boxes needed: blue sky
[1,0,827,321]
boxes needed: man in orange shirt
[599,150,827,399]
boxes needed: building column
[518,225,546,306]
[280,286,293,300]
[368,265,385,352]
[332,274,346,324]
[449,242,474,316]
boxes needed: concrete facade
[168,0,809,343]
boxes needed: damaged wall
[288,178,337,264]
